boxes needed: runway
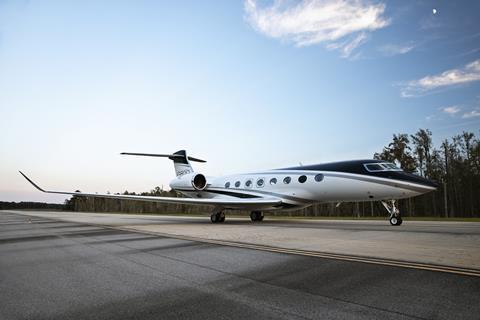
[1,211,480,319]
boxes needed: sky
[1,0,479,203]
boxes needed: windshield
[364,162,402,172]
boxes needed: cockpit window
[364,162,402,172]
[383,163,398,170]
[365,164,384,171]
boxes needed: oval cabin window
[298,175,307,183]
[256,178,264,187]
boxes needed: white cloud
[462,108,480,119]
[400,59,480,97]
[442,105,460,115]
[326,32,368,58]
[244,0,390,58]
[379,43,415,56]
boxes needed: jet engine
[169,172,209,191]
[191,173,207,190]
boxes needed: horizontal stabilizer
[120,152,206,163]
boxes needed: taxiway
[1,210,479,319]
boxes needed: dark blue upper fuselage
[280,159,439,189]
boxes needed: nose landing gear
[381,200,403,226]
[250,211,264,222]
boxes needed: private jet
[20,150,438,226]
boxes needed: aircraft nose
[421,176,439,189]
[398,172,439,189]
[411,174,439,189]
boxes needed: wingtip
[18,170,45,192]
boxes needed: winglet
[18,171,46,192]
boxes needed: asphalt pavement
[1,211,479,320]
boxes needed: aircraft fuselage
[170,159,438,211]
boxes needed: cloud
[379,43,415,56]
[244,0,390,58]
[462,108,480,119]
[326,32,368,58]
[441,105,460,115]
[400,59,480,97]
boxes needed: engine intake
[191,173,207,190]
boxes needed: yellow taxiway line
[111,226,480,278]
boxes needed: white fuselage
[169,168,436,211]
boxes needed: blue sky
[1,0,479,203]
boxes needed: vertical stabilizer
[169,150,194,176]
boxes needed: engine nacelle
[191,173,207,190]
[169,172,209,191]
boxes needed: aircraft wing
[19,171,282,208]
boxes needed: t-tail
[120,150,206,177]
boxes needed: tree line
[0,201,65,210]
[18,129,480,218]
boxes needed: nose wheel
[250,211,264,222]
[210,211,225,223]
[382,200,403,226]
[389,215,402,226]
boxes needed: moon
[433,8,437,14]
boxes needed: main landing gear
[250,211,264,222]
[381,200,403,226]
[210,211,225,223]
[210,211,264,223]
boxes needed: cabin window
[283,176,291,184]
[225,182,230,188]
[314,174,324,182]
[298,175,307,183]
[270,178,277,185]
[235,181,241,188]
[256,178,265,187]
[245,179,253,188]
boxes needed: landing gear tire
[250,211,264,222]
[210,214,218,223]
[210,211,225,223]
[389,216,397,226]
[389,216,403,226]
